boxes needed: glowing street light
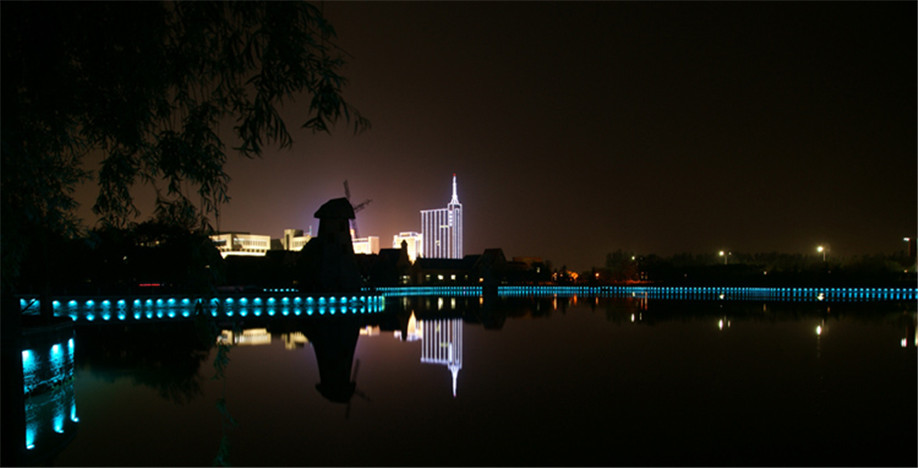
[816,245,826,262]
[718,250,731,265]
[904,237,916,268]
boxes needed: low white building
[393,231,423,262]
[282,228,312,251]
[353,235,380,255]
[210,232,271,258]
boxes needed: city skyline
[69,2,917,271]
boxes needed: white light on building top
[420,174,463,259]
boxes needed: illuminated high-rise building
[420,174,463,259]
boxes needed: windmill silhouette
[343,180,371,238]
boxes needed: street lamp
[718,250,731,265]
[817,245,826,262]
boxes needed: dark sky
[74,2,917,271]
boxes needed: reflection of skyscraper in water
[420,318,463,397]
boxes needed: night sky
[74,2,917,271]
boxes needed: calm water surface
[39,295,918,466]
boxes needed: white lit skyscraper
[420,174,463,259]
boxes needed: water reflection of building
[20,332,79,464]
[395,312,424,342]
[282,332,309,350]
[218,328,272,346]
[419,318,463,397]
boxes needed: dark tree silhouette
[1,7,367,461]
[1,1,368,294]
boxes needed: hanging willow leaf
[1,1,369,287]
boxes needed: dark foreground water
[22,295,918,466]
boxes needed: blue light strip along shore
[375,285,917,302]
[17,286,917,320]
[19,293,386,322]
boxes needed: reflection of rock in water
[76,322,210,404]
[301,319,360,404]
[14,324,79,466]
[298,198,363,293]
[23,378,79,466]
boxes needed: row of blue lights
[71,303,385,322]
[497,285,918,301]
[19,286,916,313]
[371,285,917,302]
[21,295,385,313]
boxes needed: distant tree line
[2,2,367,319]
[13,238,917,295]
[14,221,224,297]
[597,249,917,288]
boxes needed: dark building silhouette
[356,242,412,287]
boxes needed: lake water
[21,293,918,466]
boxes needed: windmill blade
[345,359,361,420]
[351,361,370,401]
[351,220,360,239]
[343,181,371,239]
[354,388,371,402]
[353,199,372,213]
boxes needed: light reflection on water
[34,295,917,466]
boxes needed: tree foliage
[1,1,368,287]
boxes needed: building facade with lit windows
[420,174,463,259]
[393,231,423,262]
[352,232,380,255]
[282,228,312,251]
[210,232,272,258]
